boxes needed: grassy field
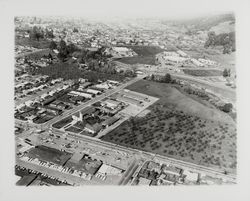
[115,45,164,65]
[182,69,223,77]
[126,80,233,123]
[116,56,157,65]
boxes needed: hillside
[209,21,235,34]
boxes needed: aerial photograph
[14,12,236,186]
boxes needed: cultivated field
[101,80,237,173]
[101,103,236,173]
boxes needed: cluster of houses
[15,80,74,123]
[15,75,63,100]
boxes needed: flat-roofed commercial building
[68,91,93,99]
[86,88,101,95]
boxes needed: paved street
[26,127,236,183]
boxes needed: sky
[1,0,243,20]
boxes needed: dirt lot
[101,103,236,173]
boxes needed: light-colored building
[68,91,93,99]
[191,58,204,67]
[86,88,101,95]
[95,83,111,90]
[102,99,121,109]
[198,58,217,66]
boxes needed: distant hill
[209,21,235,34]
[163,13,235,33]
[185,13,235,32]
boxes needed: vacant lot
[126,80,233,123]
[183,69,223,77]
[115,46,164,65]
[101,103,236,173]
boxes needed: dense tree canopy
[29,26,44,41]
[204,31,236,54]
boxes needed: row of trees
[150,73,175,84]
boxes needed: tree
[57,40,69,61]
[29,26,44,41]
[223,68,231,77]
[45,28,54,38]
[162,73,172,83]
[67,43,80,54]
[49,41,57,50]
[204,31,216,48]
[73,28,79,33]
[221,103,233,113]
[151,74,155,81]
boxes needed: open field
[115,46,164,65]
[126,80,233,123]
[182,69,223,77]
[101,103,236,173]
[116,56,157,65]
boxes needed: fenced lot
[101,103,236,173]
